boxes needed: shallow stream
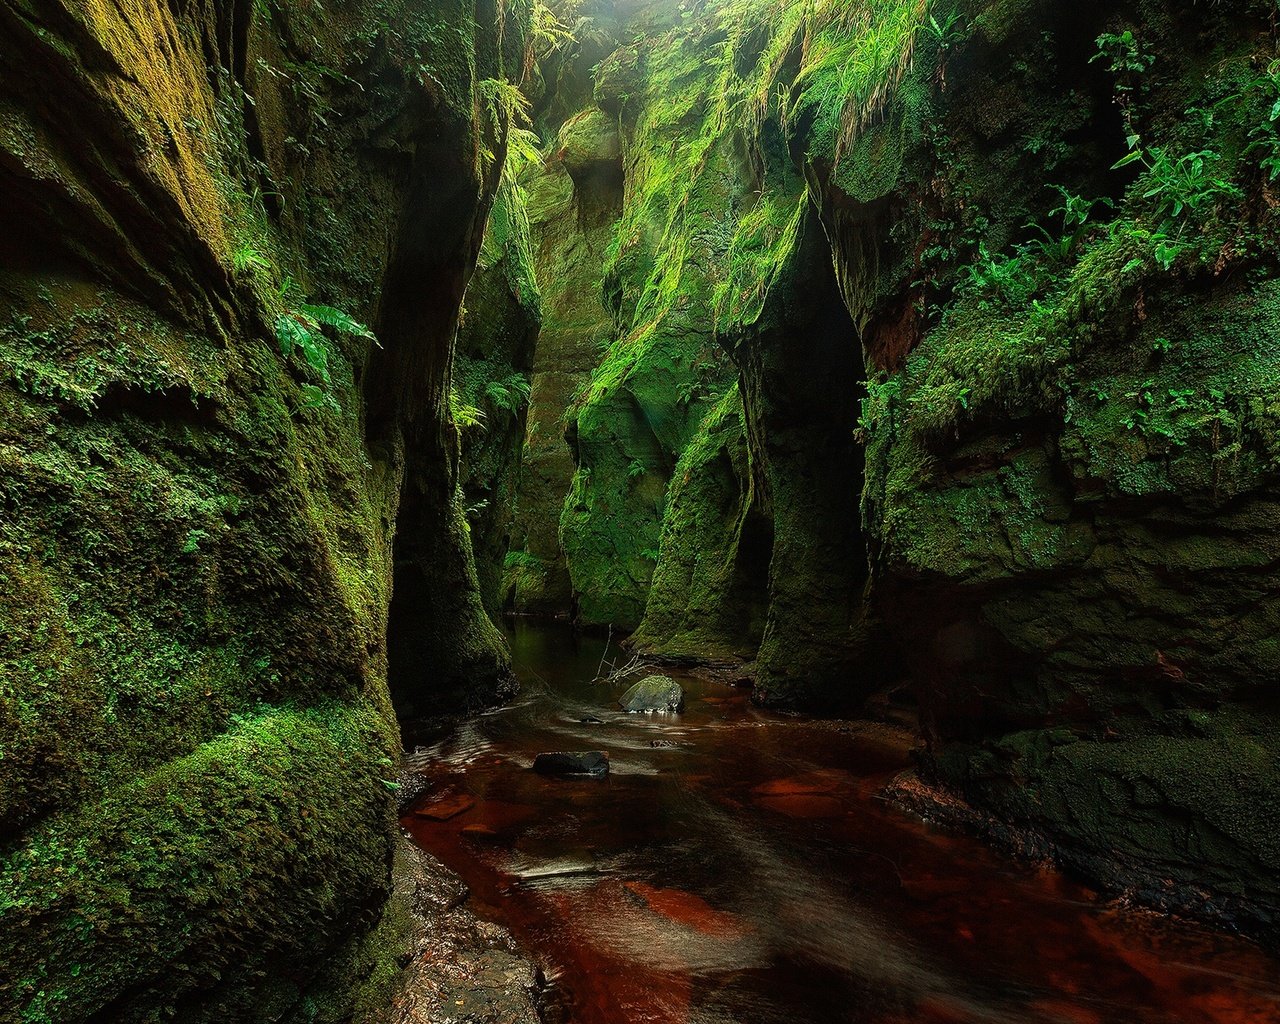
[402,621,1280,1024]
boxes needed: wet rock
[412,790,476,821]
[386,840,542,1024]
[532,751,610,778]
[619,675,684,713]
[579,714,604,724]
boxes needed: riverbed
[401,621,1280,1024]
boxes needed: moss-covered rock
[0,0,533,1017]
[839,0,1280,938]
[456,180,542,618]
[629,384,768,661]
[552,0,1280,934]
[508,60,626,616]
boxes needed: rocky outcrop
[805,0,1280,938]
[455,179,541,621]
[627,384,768,661]
[514,0,1280,940]
[0,0,531,1018]
[508,86,625,616]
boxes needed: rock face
[509,0,1280,941]
[619,675,685,714]
[837,0,1280,939]
[455,181,542,621]
[499,6,630,618]
[0,0,532,1019]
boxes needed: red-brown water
[402,621,1280,1024]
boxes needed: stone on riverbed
[532,751,610,778]
[619,675,684,713]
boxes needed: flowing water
[401,620,1280,1024]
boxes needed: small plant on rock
[273,276,376,411]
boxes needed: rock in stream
[619,675,685,713]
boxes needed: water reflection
[402,620,1280,1024]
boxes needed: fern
[531,0,576,56]
[274,292,378,411]
[276,313,330,382]
[450,385,487,431]
[231,242,272,275]
[505,125,544,181]
[477,77,543,181]
[484,373,532,413]
[298,303,377,341]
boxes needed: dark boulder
[532,751,610,778]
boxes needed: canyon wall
[518,0,1280,939]
[0,0,530,1018]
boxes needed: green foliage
[918,8,966,50]
[450,385,487,431]
[955,245,1043,310]
[1091,30,1156,78]
[1239,59,1280,181]
[484,372,532,414]
[1115,146,1243,222]
[478,77,543,183]
[299,302,378,341]
[714,191,808,331]
[504,549,543,570]
[1025,187,1115,264]
[857,375,902,436]
[531,0,576,58]
[273,287,376,412]
[231,241,272,275]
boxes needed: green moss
[1,701,397,1023]
[843,0,1280,934]
[0,0,537,1017]
[457,179,542,615]
[630,385,767,659]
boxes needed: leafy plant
[273,279,376,412]
[477,78,542,183]
[1092,29,1155,136]
[627,458,647,480]
[450,386,486,431]
[1091,30,1155,78]
[231,242,272,275]
[531,0,576,58]
[955,244,1042,310]
[1114,146,1242,222]
[857,375,902,436]
[484,373,532,414]
[1024,186,1113,264]
[1240,59,1280,181]
[918,9,966,50]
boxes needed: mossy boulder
[619,674,685,713]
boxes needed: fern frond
[297,303,377,341]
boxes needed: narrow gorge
[1,0,1278,1021]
